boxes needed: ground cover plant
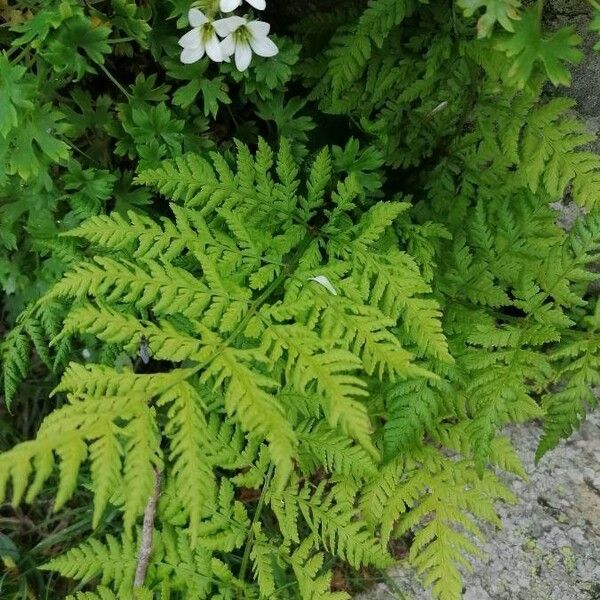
[1,0,600,598]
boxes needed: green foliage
[1,1,600,599]
[457,0,521,37]
[495,8,583,87]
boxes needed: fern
[537,299,600,461]
[3,2,600,599]
[1,300,68,408]
[43,534,137,593]
[324,0,419,97]
[289,537,350,600]
[1,141,438,597]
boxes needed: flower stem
[98,63,131,99]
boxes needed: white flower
[178,8,244,64]
[219,0,266,13]
[220,19,278,71]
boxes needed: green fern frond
[394,455,516,600]
[159,381,216,544]
[537,303,600,460]
[42,534,137,592]
[134,153,217,205]
[297,420,378,478]
[286,480,391,569]
[325,0,418,96]
[250,523,277,597]
[65,587,126,600]
[1,324,30,409]
[289,537,351,600]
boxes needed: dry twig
[133,468,162,590]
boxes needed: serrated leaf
[458,0,521,37]
[496,8,582,87]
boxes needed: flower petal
[188,8,209,27]
[249,34,278,57]
[308,275,338,296]
[235,40,252,71]
[246,0,267,9]
[180,45,205,64]
[219,0,241,13]
[213,15,246,37]
[205,32,224,62]
[220,33,236,57]
[178,28,202,49]
[246,20,270,37]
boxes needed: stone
[357,409,600,600]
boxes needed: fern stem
[587,0,600,10]
[216,233,315,349]
[133,468,162,591]
[237,464,274,590]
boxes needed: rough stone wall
[545,0,600,145]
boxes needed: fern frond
[394,456,516,600]
[325,0,418,96]
[42,534,137,593]
[289,537,351,600]
[135,153,217,205]
[66,587,125,600]
[297,420,378,478]
[347,249,451,361]
[1,324,30,408]
[250,523,277,597]
[202,343,297,478]
[261,324,377,458]
[383,379,447,457]
[158,381,216,545]
[285,481,391,568]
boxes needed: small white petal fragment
[178,28,201,49]
[309,275,338,296]
[188,8,209,27]
[181,45,205,63]
[246,20,270,37]
[427,101,449,118]
[205,31,224,62]
[220,33,236,57]
[235,40,253,71]
[249,34,278,57]
[220,0,242,12]
[213,15,247,37]
[220,0,265,11]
